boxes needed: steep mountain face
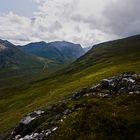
[0,39,45,75]
[63,34,140,74]
[20,41,85,64]
[47,41,85,60]
[20,41,65,64]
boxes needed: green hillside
[8,72,140,140]
[0,39,64,80]
[0,34,140,135]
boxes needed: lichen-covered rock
[20,110,45,125]
[72,72,140,99]
[11,110,45,139]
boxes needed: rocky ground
[8,72,140,140]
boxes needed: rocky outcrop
[20,110,45,125]
[9,72,140,140]
[13,126,58,140]
[72,72,140,99]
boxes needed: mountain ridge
[0,39,85,79]
[0,40,45,70]
[19,41,85,64]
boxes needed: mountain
[20,41,85,64]
[0,39,46,78]
[0,39,43,68]
[0,35,140,138]
[62,34,140,74]
[0,39,68,79]
[47,41,85,60]
[19,41,65,64]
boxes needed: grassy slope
[48,93,140,140]
[0,35,140,132]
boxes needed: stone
[97,93,109,98]
[35,110,45,115]
[15,135,21,140]
[20,110,44,125]
[71,91,84,99]
[101,78,113,88]
[129,92,134,95]
[20,116,36,125]
[135,91,140,94]
[72,103,86,111]
[63,109,72,115]
[46,130,51,136]
[90,84,101,92]
[52,127,58,132]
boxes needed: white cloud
[0,0,140,47]
[103,0,140,36]
[0,12,31,42]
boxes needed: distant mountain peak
[0,39,45,72]
[0,39,16,49]
[20,40,85,64]
[0,44,7,51]
[35,41,47,44]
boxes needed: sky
[0,0,140,47]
